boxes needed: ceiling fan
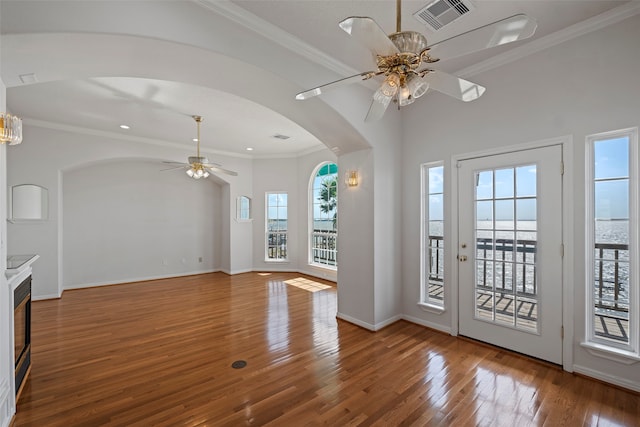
[295,0,537,121]
[162,115,238,179]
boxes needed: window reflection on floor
[284,277,333,292]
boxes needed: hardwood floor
[13,272,639,426]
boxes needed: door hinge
[561,243,564,258]
[561,326,564,339]
[560,161,564,175]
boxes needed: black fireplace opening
[14,275,31,397]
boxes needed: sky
[428,135,630,224]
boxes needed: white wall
[7,123,252,299]
[62,159,222,288]
[402,14,640,390]
[251,148,337,280]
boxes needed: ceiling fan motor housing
[188,156,209,165]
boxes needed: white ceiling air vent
[413,0,475,31]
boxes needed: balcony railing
[311,230,337,267]
[427,236,630,341]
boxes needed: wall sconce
[0,112,23,145]
[346,170,359,187]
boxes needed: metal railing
[267,232,287,260]
[311,230,337,266]
[476,238,537,296]
[594,242,629,314]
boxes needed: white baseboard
[225,268,253,275]
[375,315,403,331]
[402,314,452,335]
[573,364,640,393]
[62,269,220,292]
[32,292,62,301]
[336,312,376,331]
[336,312,404,331]
[295,268,337,283]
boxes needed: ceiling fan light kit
[295,0,537,121]
[161,115,238,179]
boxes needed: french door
[457,145,563,364]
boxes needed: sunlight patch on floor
[284,277,332,292]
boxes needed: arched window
[310,162,338,269]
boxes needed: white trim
[336,313,403,332]
[62,269,220,291]
[420,161,446,309]
[417,302,446,315]
[308,161,338,269]
[584,127,639,356]
[336,312,376,331]
[201,0,640,91]
[403,314,452,335]
[580,341,640,365]
[25,118,328,160]
[562,137,575,372]
[265,191,289,262]
[457,2,640,79]
[32,292,63,301]
[196,0,358,79]
[24,118,253,160]
[573,364,640,393]
[451,135,574,370]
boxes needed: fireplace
[14,275,31,398]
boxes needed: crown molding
[249,143,331,160]
[457,1,640,79]
[196,0,359,78]
[23,118,252,159]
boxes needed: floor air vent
[413,0,474,31]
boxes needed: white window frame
[419,161,445,313]
[265,192,288,262]
[308,162,338,270]
[583,127,640,363]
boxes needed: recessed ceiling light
[192,138,198,142]
[119,124,130,130]
[246,147,254,151]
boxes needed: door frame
[450,135,574,371]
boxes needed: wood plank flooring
[12,272,640,426]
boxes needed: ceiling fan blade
[205,166,238,177]
[162,160,189,165]
[161,165,187,172]
[364,95,391,122]
[428,14,537,61]
[425,71,486,102]
[296,71,380,100]
[339,17,400,56]
[201,162,222,168]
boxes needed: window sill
[417,302,445,314]
[308,263,337,272]
[580,341,640,365]
[264,259,290,263]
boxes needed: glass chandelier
[0,113,23,145]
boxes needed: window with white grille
[420,162,445,309]
[266,192,288,261]
[585,128,639,359]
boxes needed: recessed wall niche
[8,184,48,222]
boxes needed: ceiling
[1,0,630,158]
